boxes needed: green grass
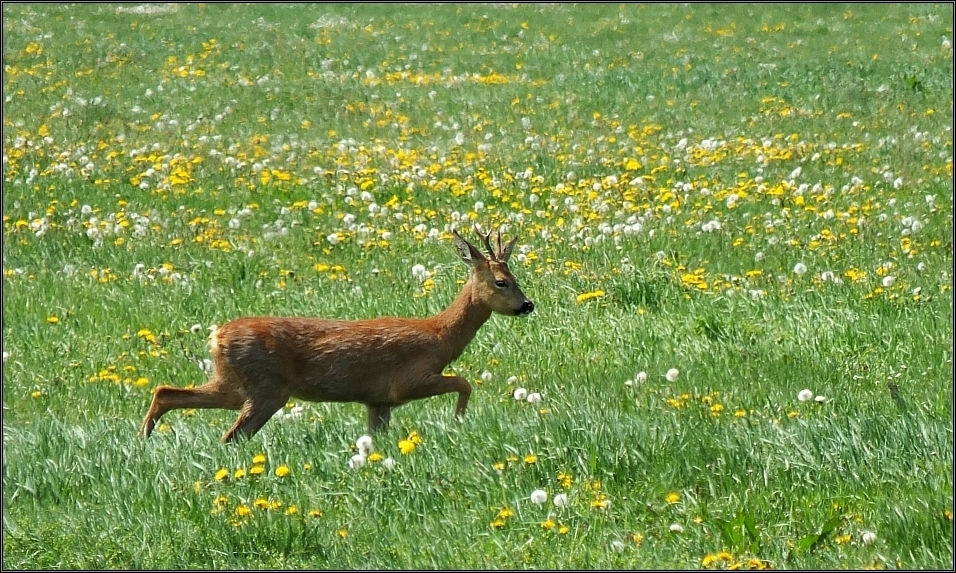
[2,3,953,569]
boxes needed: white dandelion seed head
[793,262,808,275]
[382,457,396,470]
[527,392,542,404]
[635,371,648,384]
[669,523,684,533]
[356,434,373,455]
[327,233,339,245]
[624,379,633,388]
[814,395,827,404]
[411,264,428,281]
[610,540,625,553]
[882,275,896,288]
[480,371,493,383]
[798,389,814,402]
[190,323,202,334]
[530,489,548,504]
[2,351,9,363]
[665,368,679,382]
[917,262,927,272]
[513,387,528,401]
[861,531,877,545]
[553,493,569,508]
[349,454,366,469]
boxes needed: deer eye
[494,279,508,288]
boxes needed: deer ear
[453,231,487,267]
[499,236,518,263]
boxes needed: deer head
[452,225,534,317]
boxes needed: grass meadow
[2,3,953,569]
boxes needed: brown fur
[138,228,534,442]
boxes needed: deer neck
[431,276,492,363]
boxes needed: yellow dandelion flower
[702,552,734,567]
[666,492,680,504]
[234,468,245,479]
[493,462,505,472]
[541,519,556,530]
[235,505,251,517]
[30,391,42,399]
[524,454,538,464]
[631,533,644,544]
[286,505,298,516]
[497,507,514,519]
[558,525,570,534]
[336,529,348,538]
[308,509,323,518]
[252,453,266,464]
[491,519,506,529]
[214,468,229,481]
[575,290,605,303]
[557,472,573,488]
[274,465,290,477]
[368,452,383,463]
[47,316,59,324]
[254,497,269,510]
[249,465,265,476]
[398,439,416,455]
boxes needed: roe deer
[138,225,534,442]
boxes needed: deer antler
[474,223,498,261]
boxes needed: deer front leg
[395,374,473,420]
[366,405,392,432]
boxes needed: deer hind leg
[366,405,393,432]
[394,374,473,420]
[139,381,245,438]
[220,393,289,443]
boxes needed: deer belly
[290,370,394,404]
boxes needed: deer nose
[517,300,535,316]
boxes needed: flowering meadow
[2,3,953,569]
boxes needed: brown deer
[138,225,534,442]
